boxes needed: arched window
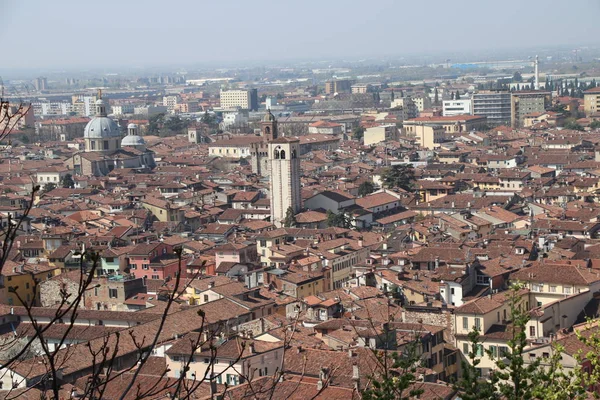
[274,149,280,159]
[265,127,270,136]
[292,149,297,159]
[280,150,286,159]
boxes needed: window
[563,287,572,294]
[499,346,509,357]
[151,275,159,279]
[103,141,109,150]
[542,352,550,358]
[549,285,557,293]
[476,344,484,357]
[94,287,99,296]
[109,288,118,299]
[204,295,209,302]
[462,317,468,330]
[226,374,239,385]
[530,326,535,337]
[474,318,481,331]
[489,345,498,358]
[463,343,469,354]
[142,264,149,270]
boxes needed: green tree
[283,206,296,228]
[590,120,600,129]
[61,173,75,189]
[454,328,499,400]
[353,126,366,141]
[358,181,375,197]
[564,118,584,131]
[201,111,216,127]
[381,164,415,192]
[361,340,424,400]
[433,88,439,106]
[42,183,57,193]
[493,283,546,400]
[163,115,188,133]
[513,71,523,82]
[148,113,165,134]
[455,90,461,100]
[326,210,351,229]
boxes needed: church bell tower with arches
[269,137,301,227]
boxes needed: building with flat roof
[325,79,353,94]
[510,91,551,128]
[443,99,472,117]
[403,115,487,135]
[584,87,600,117]
[219,89,258,111]
[472,91,512,126]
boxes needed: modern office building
[219,89,258,111]
[472,91,512,126]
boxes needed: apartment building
[584,87,600,117]
[510,91,551,128]
[472,91,512,126]
[219,89,258,111]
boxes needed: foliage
[380,164,415,191]
[358,181,375,197]
[283,206,297,228]
[163,115,188,133]
[148,113,165,134]
[326,210,352,229]
[43,183,57,193]
[361,341,424,400]
[453,327,499,400]
[564,118,584,131]
[353,126,366,141]
[201,111,217,127]
[61,173,75,189]
[590,120,600,129]
[493,283,542,400]
[513,71,523,82]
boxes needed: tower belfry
[269,137,301,228]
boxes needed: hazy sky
[1,0,600,70]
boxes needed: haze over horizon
[1,0,600,71]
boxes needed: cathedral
[66,94,155,176]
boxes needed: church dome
[121,134,145,147]
[84,97,121,139]
[84,117,122,139]
[263,109,276,122]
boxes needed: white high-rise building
[269,137,301,228]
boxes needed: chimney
[248,342,255,354]
[297,346,303,354]
[317,379,323,391]
[349,360,359,378]
[208,281,215,289]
